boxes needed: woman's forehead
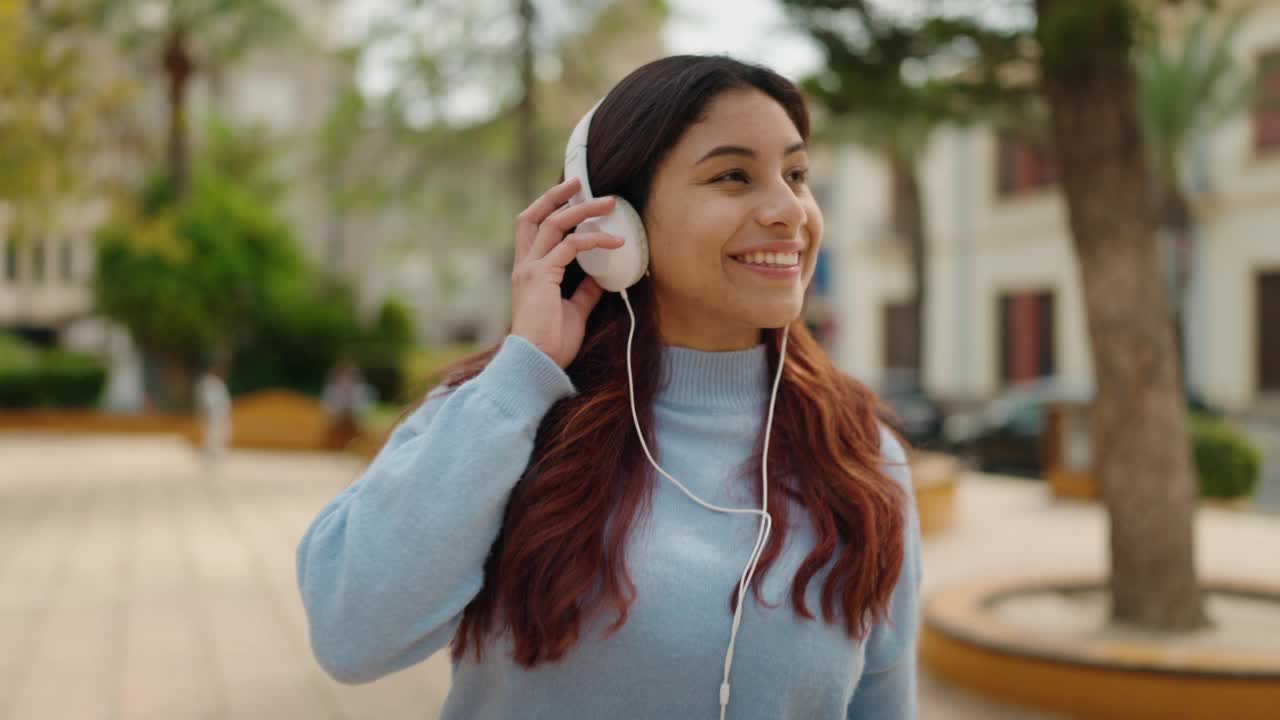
[672,90,806,161]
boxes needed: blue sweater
[297,335,922,719]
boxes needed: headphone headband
[564,99,603,201]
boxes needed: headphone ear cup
[576,196,649,292]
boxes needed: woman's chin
[744,304,803,331]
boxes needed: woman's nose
[756,180,806,231]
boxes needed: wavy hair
[414,55,909,667]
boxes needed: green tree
[783,0,1029,382]
[202,113,288,203]
[788,0,1212,630]
[0,0,137,246]
[312,52,367,274]
[340,0,665,263]
[94,0,298,198]
[788,11,933,380]
[95,168,308,408]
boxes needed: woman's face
[643,88,823,351]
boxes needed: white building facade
[818,1,1280,414]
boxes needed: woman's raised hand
[510,178,624,369]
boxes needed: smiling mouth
[730,250,801,269]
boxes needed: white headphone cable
[619,288,790,719]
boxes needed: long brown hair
[421,56,908,667]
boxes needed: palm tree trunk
[889,156,928,379]
[1036,0,1207,630]
[163,29,194,199]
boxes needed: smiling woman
[644,89,823,350]
[297,55,922,720]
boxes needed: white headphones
[562,100,649,292]
[564,99,791,720]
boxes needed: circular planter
[1048,471,1256,511]
[920,575,1280,720]
[1047,467,1098,500]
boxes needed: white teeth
[736,251,800,267]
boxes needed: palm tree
[1137,7,1252,392]
[786,7,941,383]
[96,0,298,198]
[820,108,940,380]
[1036,0,1207,629]
[784,0,1026,387]
[793,0,1211,630]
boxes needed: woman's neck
[655,304,762,352]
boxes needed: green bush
[368,299,416,352]
[96,169,311,407]
[350,299,418,404]
[0,332,41,368]
[354,348,400,405]
[96,170,306,367]
[95,160,425,406]
[0,352,106,408]
[1191,415,1261,500]
[231,277,362,396]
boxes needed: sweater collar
[656,343,770,411]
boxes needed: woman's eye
[711,168,808,185]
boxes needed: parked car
[943,378,1091,478]
[875,369,947,450]
[944,378,1224,478]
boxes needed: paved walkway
[1,432,1276,720]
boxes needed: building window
[32,240,46,284]
[996,131,1058,196]
[1256,50,1280,151]
[3,241,16,282]
[61,239,76,282]
[1259,271,1280,393]
[883,301,920,372]
[998,290,1056,384]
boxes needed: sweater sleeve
[296,335,575,684]
[847,427,924,720]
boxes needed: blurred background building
[0,0,1274,421]
[819,0,1280,419]
[0,0,353,346]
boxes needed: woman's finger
[515,178,581,263]
[529,196,616,260]
[568,274,605,316]
[541,231,625,269]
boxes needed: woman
[297,55,922,719]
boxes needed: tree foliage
[0,0,138,244]
[1137,6,1252,217]
[94,167,307,365]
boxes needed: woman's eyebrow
[695,141,807,165]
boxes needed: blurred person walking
[322,358,374,450]
[194,356,232,475]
